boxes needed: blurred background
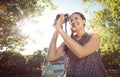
[0,0,119,77]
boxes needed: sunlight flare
[16,16,53,55]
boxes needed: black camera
[55,14,69,23]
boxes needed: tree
[0,0,57,76]
[0,51,26,77]
[0,0,56,52]
[82,0,120,76]
[26,50,44,75]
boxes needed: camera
[55,14,69,23]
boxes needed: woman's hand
[53,14,65,33]
[56,14,65,30]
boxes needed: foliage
[0,0,56,77]
[26,50,44,74]
[0,50,44,77]
[82,0,120,76]
[0,51,27,77]
[0,0,56,52]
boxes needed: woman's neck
[76,28,86,39]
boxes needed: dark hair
[70,12,86,21]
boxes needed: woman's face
[69,14,85,31]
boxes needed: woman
[47,12,107,77]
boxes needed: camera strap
[65,22,67,33]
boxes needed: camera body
[56,14,69,23]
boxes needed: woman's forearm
[58,28,83,58]
[47,32,59,61]
[58,28,100,58]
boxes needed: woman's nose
[71,20,76,26]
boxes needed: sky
[18,0,102,55]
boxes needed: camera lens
[64,14,69,23]
[55,14,69,23]
[56,14,61,21]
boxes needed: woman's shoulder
[90,33,100,39]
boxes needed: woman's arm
[47,32,65,61]
[58,28,100,58]
[46,20,65,61]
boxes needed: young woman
[47,12,107,77]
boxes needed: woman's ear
[83,20,86,24]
